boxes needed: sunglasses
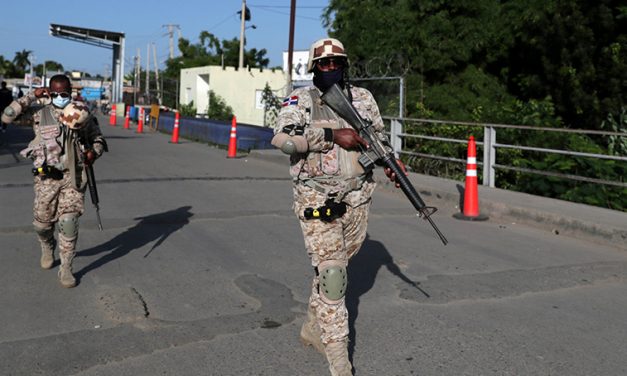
[317,58,345,69]
[50,92,70,98]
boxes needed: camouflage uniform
[13,93,105,285]
[274,84,385,345]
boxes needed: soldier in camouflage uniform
[1,74,107,288]
[273,38,405,376]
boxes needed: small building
[179,66,288,126]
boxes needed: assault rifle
[85,163,103,231]
[78,118,106,231]
[321,83,448,245]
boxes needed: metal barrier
[386,117,627,189]
[157,112,275,151]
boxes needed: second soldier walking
[1,74,107,288]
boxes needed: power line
[207,13,238,32]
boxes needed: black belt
[304,199,347,222]
[32,165,63,180]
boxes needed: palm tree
[12,49,32,76]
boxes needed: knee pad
[58,213,79,239]
[33,220,54,236]
[318,260,348,305]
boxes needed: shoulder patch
[282,96,299,107]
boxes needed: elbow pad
[1,102,22,124]
[272,124,308,155]
[272,133,308,155]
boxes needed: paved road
[1,117,626,376]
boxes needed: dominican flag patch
[282,96,299,106]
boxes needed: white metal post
[483,126,496,187]
[390,119,403,159]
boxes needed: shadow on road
[0,125,32,160]
[75,206,194,281]
[346,233,429,361]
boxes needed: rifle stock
[322,84,448,245]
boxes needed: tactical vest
[20,105,83,187]
[294,89,368,197]
[20,106,66,169]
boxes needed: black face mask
[313,67,345,92]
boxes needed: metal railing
[386,117,627,189]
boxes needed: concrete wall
[179,66,288,126]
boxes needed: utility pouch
[303,199,347,222]
[32,165,63,180]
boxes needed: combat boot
[58,251,76,288]
[325,339,352,376]
[34,223,55,269]
[300,306,324,354]
[39,238,56,269]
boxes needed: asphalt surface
[0,115,626,376]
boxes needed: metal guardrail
[385,117,627,189]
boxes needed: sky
[0,0,330,77]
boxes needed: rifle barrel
[322,83,448,245]
[86,165,103,231]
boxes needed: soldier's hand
[83,149,97,166]
[332,128,368,150]
[384,159,408,188]
[34,87,50,98]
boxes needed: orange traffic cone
[170,111,180,144]
[136,107,144,134]
[123,106,130,129]
[109,104,117,126]
[227,116,237,158]
[454,135,488,221]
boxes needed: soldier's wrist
[323,128,334,142]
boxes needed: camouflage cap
[60,102,90,130]
[307,38,348,72]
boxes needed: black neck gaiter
[313,68,345,92]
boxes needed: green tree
[503,0,627,130]
[261,83,282,127]
[207,90,234,121]
[12,49,32,76]
[163,31,270,80]
[0,55,14,77]
[33,60,64,76]
[323,0,626,210]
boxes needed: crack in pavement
[0,274,301,376]
[399,261,627,304]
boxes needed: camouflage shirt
[274,85,386,197]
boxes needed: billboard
[23,74,43,87]
[282,50,313,82]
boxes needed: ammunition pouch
[303,199,347,222]
[32,165,63,180]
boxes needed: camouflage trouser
[293,181,374,344]
[33,172,85,255]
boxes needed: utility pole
[133,49,140,104]
[28,53,35,92]
[152,43,161,104]
[287,0,296,92]
[145,44,150,99]
[162,24,181,59]
[238,0,246,69]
